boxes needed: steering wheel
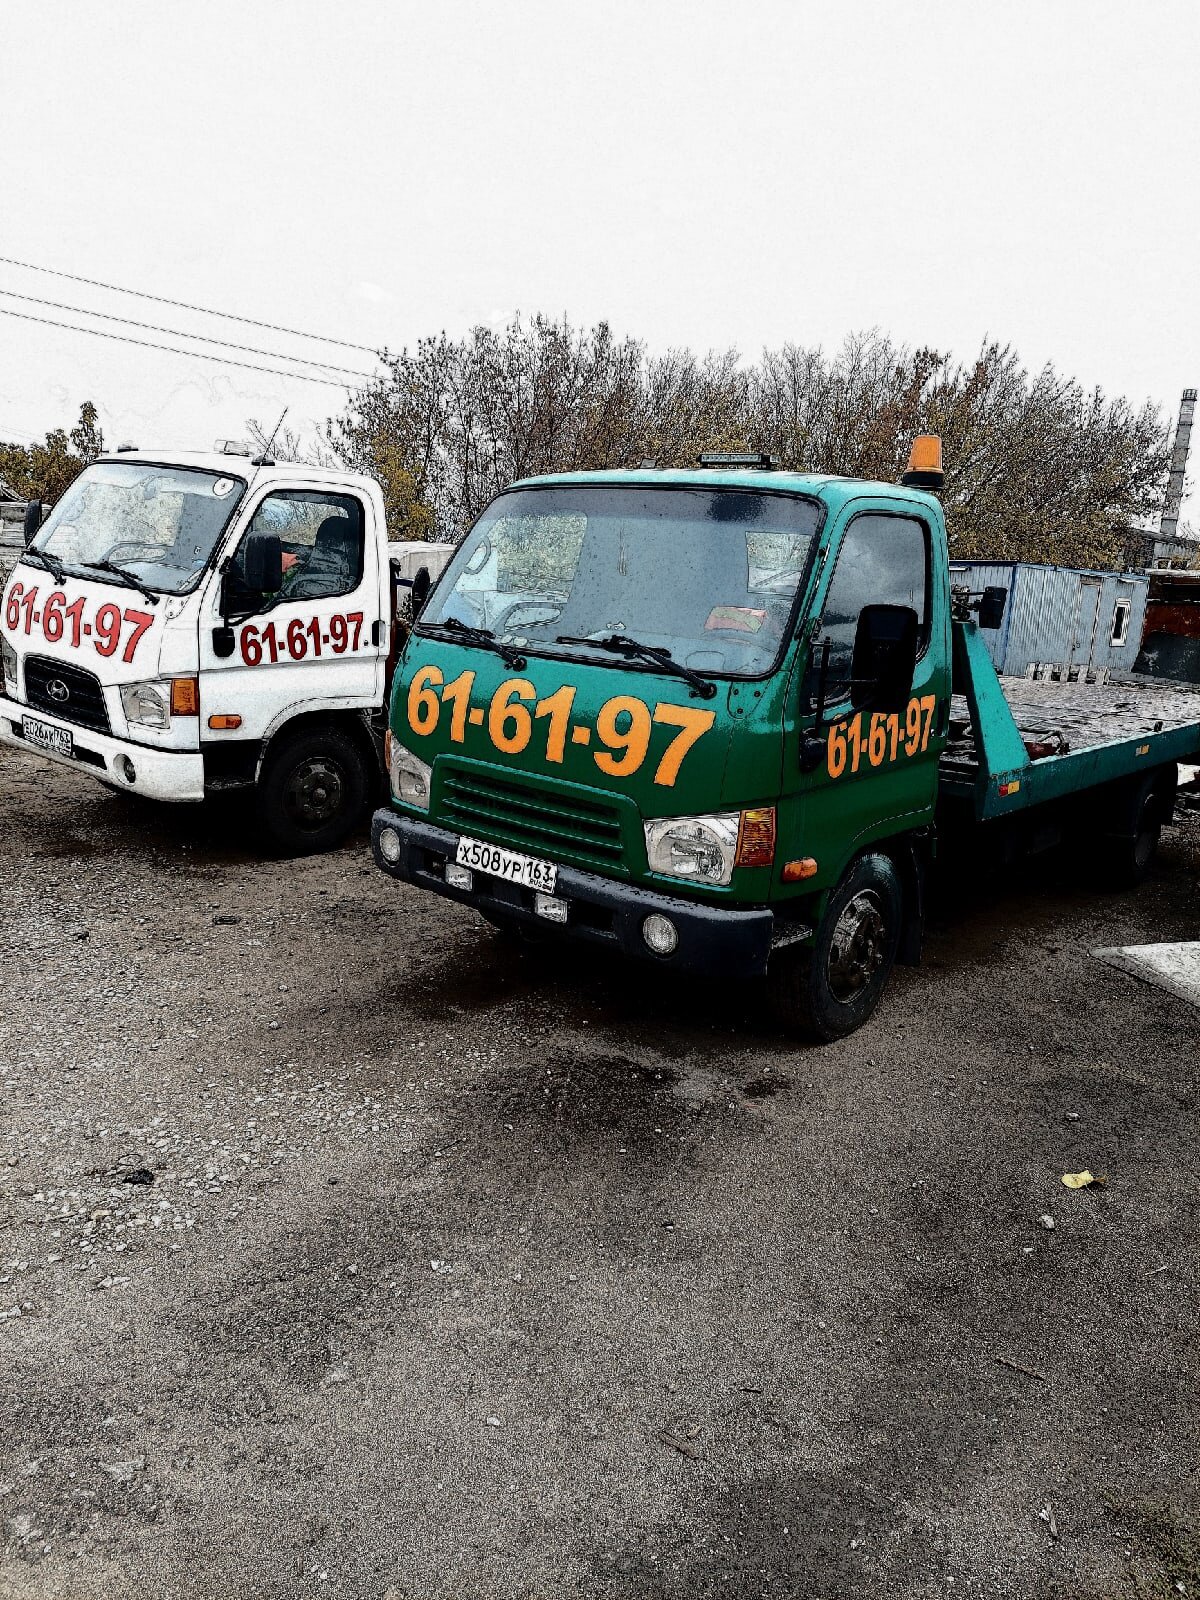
[492,598,563,637]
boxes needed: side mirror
[411,564,432,616]
[23,501,43,544]
[978,586,1007,630]
[851,604,919,712]
[240,532,283,595]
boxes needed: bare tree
[329,317,1171,568]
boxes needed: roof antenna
[251,407,287,470]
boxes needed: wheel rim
[283,755,346,831]
[826,889,888,1004]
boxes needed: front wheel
[767,853,902,1041]
[255,725,370,856]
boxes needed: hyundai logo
[46,678,70,704]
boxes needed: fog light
[446,863,473,890]
[642,913,678,956]
[116,754,136,784]
[534,892,568,923]
[378,827,402,864]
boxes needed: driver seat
[285,515,361,599]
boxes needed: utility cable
[0,288,378,380]
[0,306,368,388]
[0,253,379,354]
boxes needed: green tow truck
[371,442,1200,1039]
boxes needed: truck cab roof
[509,466,943,516]
[95,449,380,495]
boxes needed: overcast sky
[2,0,1197,523]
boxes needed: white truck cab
[0,447,451,852]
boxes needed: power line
[0,253,380,355]
[0,287,378,380]
[0,305,367,388]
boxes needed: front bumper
[0,695,205,802]
[370,809,780,980]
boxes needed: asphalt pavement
[1,746,1197,1599]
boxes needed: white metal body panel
[0,452,393,802]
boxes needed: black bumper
[370,809,777,980]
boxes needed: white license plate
[455,835,557,893]
[22,715,73,759]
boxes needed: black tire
[1102,777,1166,890]
[767,852,903,1042]
[255,725,370,856]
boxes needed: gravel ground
[0,745,1197,1600]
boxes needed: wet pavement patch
[741,1074,791,1099]
[477,1050,684,1148]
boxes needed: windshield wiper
[82,560,159,605]
[435,616,525,669]
[556,634,718,699]
[23,548,68,584]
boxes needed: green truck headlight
[386,731,431,810]
[644,812,740,886]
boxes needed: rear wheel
[255,725,370,856]
[1101,773,1170,889]
[767,853,902,1041]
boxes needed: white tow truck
[0,446,451,852]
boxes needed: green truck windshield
[421,485,822,678]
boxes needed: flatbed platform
[944,673,1200,774]
[937,629,1200,823]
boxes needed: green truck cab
[372,448,1200,1038]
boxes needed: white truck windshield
[421,485,822,678]
[27,462,246,596]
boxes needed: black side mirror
[977,586,1007,630]
[411,565,432,616]
[23,501,43,544]
[241,532,283,595]
[851,604,919,712]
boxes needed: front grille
[24,656,111,734]
[438,763,627,873]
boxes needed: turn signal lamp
[208,713,242,730]
[735,806,776,867]
[901,434,945,490]
[782,857,819,882]
[170,677,199,715]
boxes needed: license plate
[455,835,557,893]
[22,715,73,759]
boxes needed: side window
[234,490,365,604]
[1110,599,1131,647]
[816,513,930,700]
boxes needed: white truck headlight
[387,732,432,810]
[119,681,170,729]
[1,634,16,695]
[644,812,740,886]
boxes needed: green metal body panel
[386,467,1200,920]
[944,616,1200,819]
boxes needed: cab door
[788,498,950,877]
[198,485,384,746]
